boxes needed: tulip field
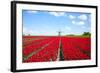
[22,36,91,63]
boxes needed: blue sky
[23,10,91,36]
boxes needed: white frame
[11,1,98,72]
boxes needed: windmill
[58,31,61,36]
[57,30,64,36]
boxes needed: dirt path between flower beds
[56,37,64,61]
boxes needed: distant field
[22,36,91,63]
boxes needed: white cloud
[72,20,76,24]
[27,11,37,14]
[78,14,87,21]
[69,15,76,19]
[48,12,66,17]
[77,21,85,25]
[72,21,85,26]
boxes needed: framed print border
[11,1,98,72]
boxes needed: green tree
[82,32,91,36]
